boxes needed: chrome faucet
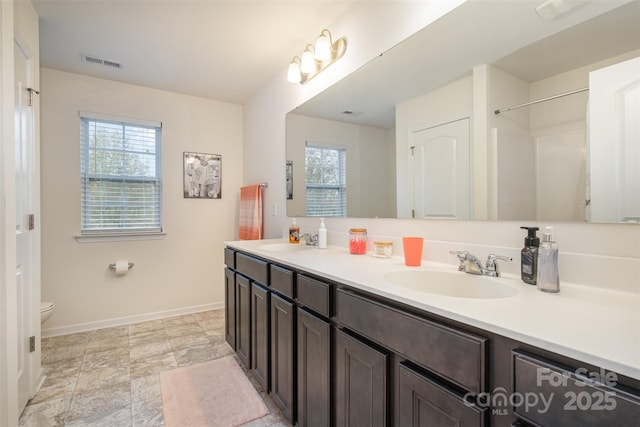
[300,233,319,246]
[450,250,512,277]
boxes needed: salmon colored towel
[239,184,263,240]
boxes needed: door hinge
[29,336,36,352]
[28,214,35,230]
[27,88,40,107]
[410,146,415,156]
[412,209,415,218]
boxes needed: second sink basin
[383,270,519,299]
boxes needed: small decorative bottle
[289,218,300,244]
[537,226,560,293]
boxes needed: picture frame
[286,160,293,200]
[183,152,222,199]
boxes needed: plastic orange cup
[402,237,424,266]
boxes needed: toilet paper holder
[109,262,134,270]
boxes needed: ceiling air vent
[81,54,122,70]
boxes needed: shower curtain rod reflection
[494,87,589,115]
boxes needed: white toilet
[40,302,55,324]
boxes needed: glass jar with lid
[349,228,367,255]
[372,241,393,258]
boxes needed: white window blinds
[305,145,347,217]
[80,113,162,234]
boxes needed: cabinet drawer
[236,252,269,284]
[513,351,640,427]
[398,363,485,427]
[337,289,487,393]
[270,265,294,299]
[297,275,331,318]
[224,247,236,268]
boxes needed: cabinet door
[336,329,388,427]
[236,274,251,368]
[398,363,485,427]
[251,282,270,391]
[270,294,295,423]
[224,268,236,349]
[297,308,331,427]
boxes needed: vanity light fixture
[287,29,347,84]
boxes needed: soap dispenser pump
[520,226,540,285]
[537,226,560,293]
[318,218,327,249]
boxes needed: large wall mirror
[286,0,639,224]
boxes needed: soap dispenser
[537,226,560,293]
[520,226,540,285]
[318,218,327,249]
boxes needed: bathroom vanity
[224,239,640,426]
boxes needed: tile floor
[19,309,291,427]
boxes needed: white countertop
[225,239,640,381]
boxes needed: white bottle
[537,226,560,293]
[318,218,327,249]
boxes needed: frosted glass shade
[301,49,316,74]
[314,34,331,61]
[287,60,301,83]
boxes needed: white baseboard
[41,302,225,338]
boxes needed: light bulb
[287,59,301,83]
[314,31,332,61]
[301,48,316,74]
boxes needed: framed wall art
[183,152,222,199]
[286,160,293,200]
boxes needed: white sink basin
[258,243,313,253]
[383,270,519,299]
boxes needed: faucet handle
[485,254,512,277]
[449,250,469,271]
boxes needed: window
[305,145,347,217]
[80,113,162,235]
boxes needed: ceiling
[32,0,353,105]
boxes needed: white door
[589,56,640,223]
[411,118,471,219]
[14,38,37,413]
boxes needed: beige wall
[40,68,243,333]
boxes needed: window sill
[76,231,166,243]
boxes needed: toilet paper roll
[115,260,130,276]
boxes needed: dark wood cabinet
[335,329,389,427]
[398,363,486,427]
[225,247,640,427]
[297,308,331,427]
[224,267,236,349]
[251,282,270,391]
[235,274,251,368]
[270,293,296,423]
